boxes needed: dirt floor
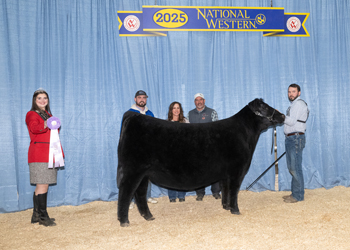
[1,186,350,250]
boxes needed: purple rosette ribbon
[47,116,61,130]
[47,116,64,168]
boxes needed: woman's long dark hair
[167,101,185,122]
[30,89,52,115]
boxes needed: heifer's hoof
[213,193,221,199]
[223,204,230,210]
[196,195,204,201]
[231,210,241,215]
[118,218,130,227]
[142,213,155,221]
[145,216,155,221]
[120,222,130,227]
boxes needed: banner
[118,6,309,37]
[143,6,285,32]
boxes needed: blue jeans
[168,189,186,200]
[147,181,152,199]
[285,134,306,201]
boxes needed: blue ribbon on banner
[142,6,285,32]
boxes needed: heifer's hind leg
[117,185,133,227]
[134,177,154,221]
[117,174,144,227]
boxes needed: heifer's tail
[117,111,142,188]
[117,165,123,188]
[117,112,134,188]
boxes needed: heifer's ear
[249,98,260,111]
[255,98,265,105]
[255,99,266,108]
[257,99,269,112]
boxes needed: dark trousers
[168,189,186,200]
[196,182,221,196]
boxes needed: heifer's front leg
[134,177,154,221]
[221,180,230,210]
[228,181,241,215]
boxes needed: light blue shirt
[284,97,309,135]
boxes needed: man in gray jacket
[187,93,221,201]
[283,84,309,203]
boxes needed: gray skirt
[29,162,57,184]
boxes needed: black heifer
[117,98,285,227]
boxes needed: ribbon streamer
[47,117,65,168]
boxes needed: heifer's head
[248,99,285,127]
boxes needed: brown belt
[287,132,304,137]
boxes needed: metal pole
[274,128,278,190]
[274,128,278,171]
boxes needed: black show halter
[253,109,276,121]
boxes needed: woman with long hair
[167,101,188,202]
[167,101,189,123]
[25,88,64,226]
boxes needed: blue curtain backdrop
[1,0,349,212]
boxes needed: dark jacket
[187,106,218,123]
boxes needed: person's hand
[44,120,47,129]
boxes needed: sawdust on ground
[1,186,349,250]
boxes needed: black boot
[31,193,55,224]
[37,192,56,227]
[31,192,40,223]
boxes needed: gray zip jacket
[187,106,218,124]
[284,97,309,135]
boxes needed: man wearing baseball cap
[125,90,158,208]
[130,90,153,116]
[187,93,221,201]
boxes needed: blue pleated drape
[1,0,349,212]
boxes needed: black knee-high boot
[31,192,55,224]
[37,192,56,227]
[31,192,40,223]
